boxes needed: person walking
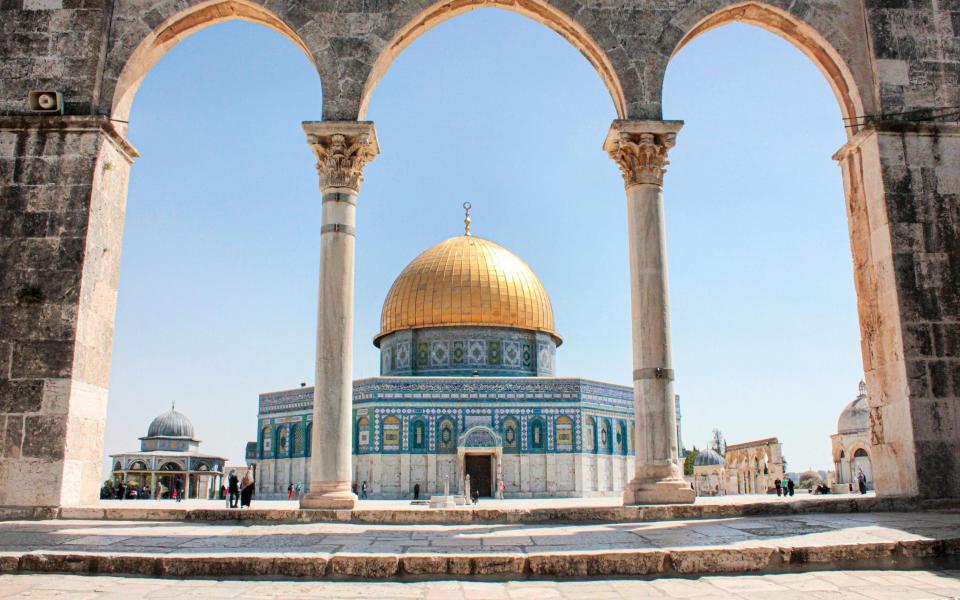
[287,483,294,500]
[295,482,302,498]
[228,470,240,508]
[413,482,420,500]
[774,478,782,497]
[240,469,255,508]
[781,477,789,498]
[857,469,867,494]
[497,479,505,500]
[360,481,368,499]
[786,477,795,497]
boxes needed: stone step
[2,496,956,525]
[1,537,958,580]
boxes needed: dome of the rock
[376,234,560,346]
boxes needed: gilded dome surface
[376,235,560,345]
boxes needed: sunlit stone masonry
[249,214,637,499]
[2,0,959,508]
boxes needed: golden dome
[376,235,560,346]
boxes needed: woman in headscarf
[239,469,255,508]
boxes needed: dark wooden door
[465,455,492,497]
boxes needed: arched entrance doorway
[457,426,503,498]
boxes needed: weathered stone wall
[2,0,959,505]
[0,117,134,506]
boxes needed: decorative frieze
[303,121,379,194]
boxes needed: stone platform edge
[0,496,957,524]
[0,538,958,580]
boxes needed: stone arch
[357,0,627,119]
[108,0,320,123]
[665,1,866,131]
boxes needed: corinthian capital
[603,120,683,188]
[303,121,380,194]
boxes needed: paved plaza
[0,570,959,599]
[95,492,872,511]
[1,508,955,556]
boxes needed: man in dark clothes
[228,471,240,508]
[414,483,420,500]
[787,477,795,496]
[774,479,782,497]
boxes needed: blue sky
[105,10,862,476]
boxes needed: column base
[623,478,695,505]
[300,488,357,510]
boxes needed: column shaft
[604,120,694,505]
[300,122,378,509]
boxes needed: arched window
[383,416,401,451]
[529,418,544,451]
[438,418,456,453]
[839,450,846,459]
[599,419,612,454]
[618,421,628,455]
[113,461,122,471]
[502,416,519,452]
[159,462,182,471]
[584,416,596,453]
[305,421,313,457]
[555,416,573,451]
[291,423,303,457]
[129,460,147,470]
[356,416,370,452]
[853,448,868,458]
[410,419,426,451]
[260,425,271,459]
[196,462,209,471]
[276,426,288,457]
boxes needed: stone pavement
[0,570,959,599]
[0,510,957,579]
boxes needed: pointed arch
[359,0,626,119]
[110,0,319,123]
[667,2,865,131]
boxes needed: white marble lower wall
[352,453,633,499]
[252,454,633,500]
[252,458,310,499]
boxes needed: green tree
[683,446,700,476]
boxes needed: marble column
[300,121,379,509]
[604,120,695,505]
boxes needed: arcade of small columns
[299,119,693,509]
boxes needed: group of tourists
[774,477,795,497]
[222,469,255,508]
[286,482,303,499]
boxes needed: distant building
[110,406,225,499]
[691,437,786,496]
[831,381,873,492]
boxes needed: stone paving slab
[3,494,956,526]
[0,511,957,579]
[0,570,959,599]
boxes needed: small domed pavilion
[830,381,874,492]
[110,405,225,499]
[692,448,726,497]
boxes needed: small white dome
[694,448,725,466]
[838,393,869,434]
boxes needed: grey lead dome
[146,409,195,439]
[694,448,725,466]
